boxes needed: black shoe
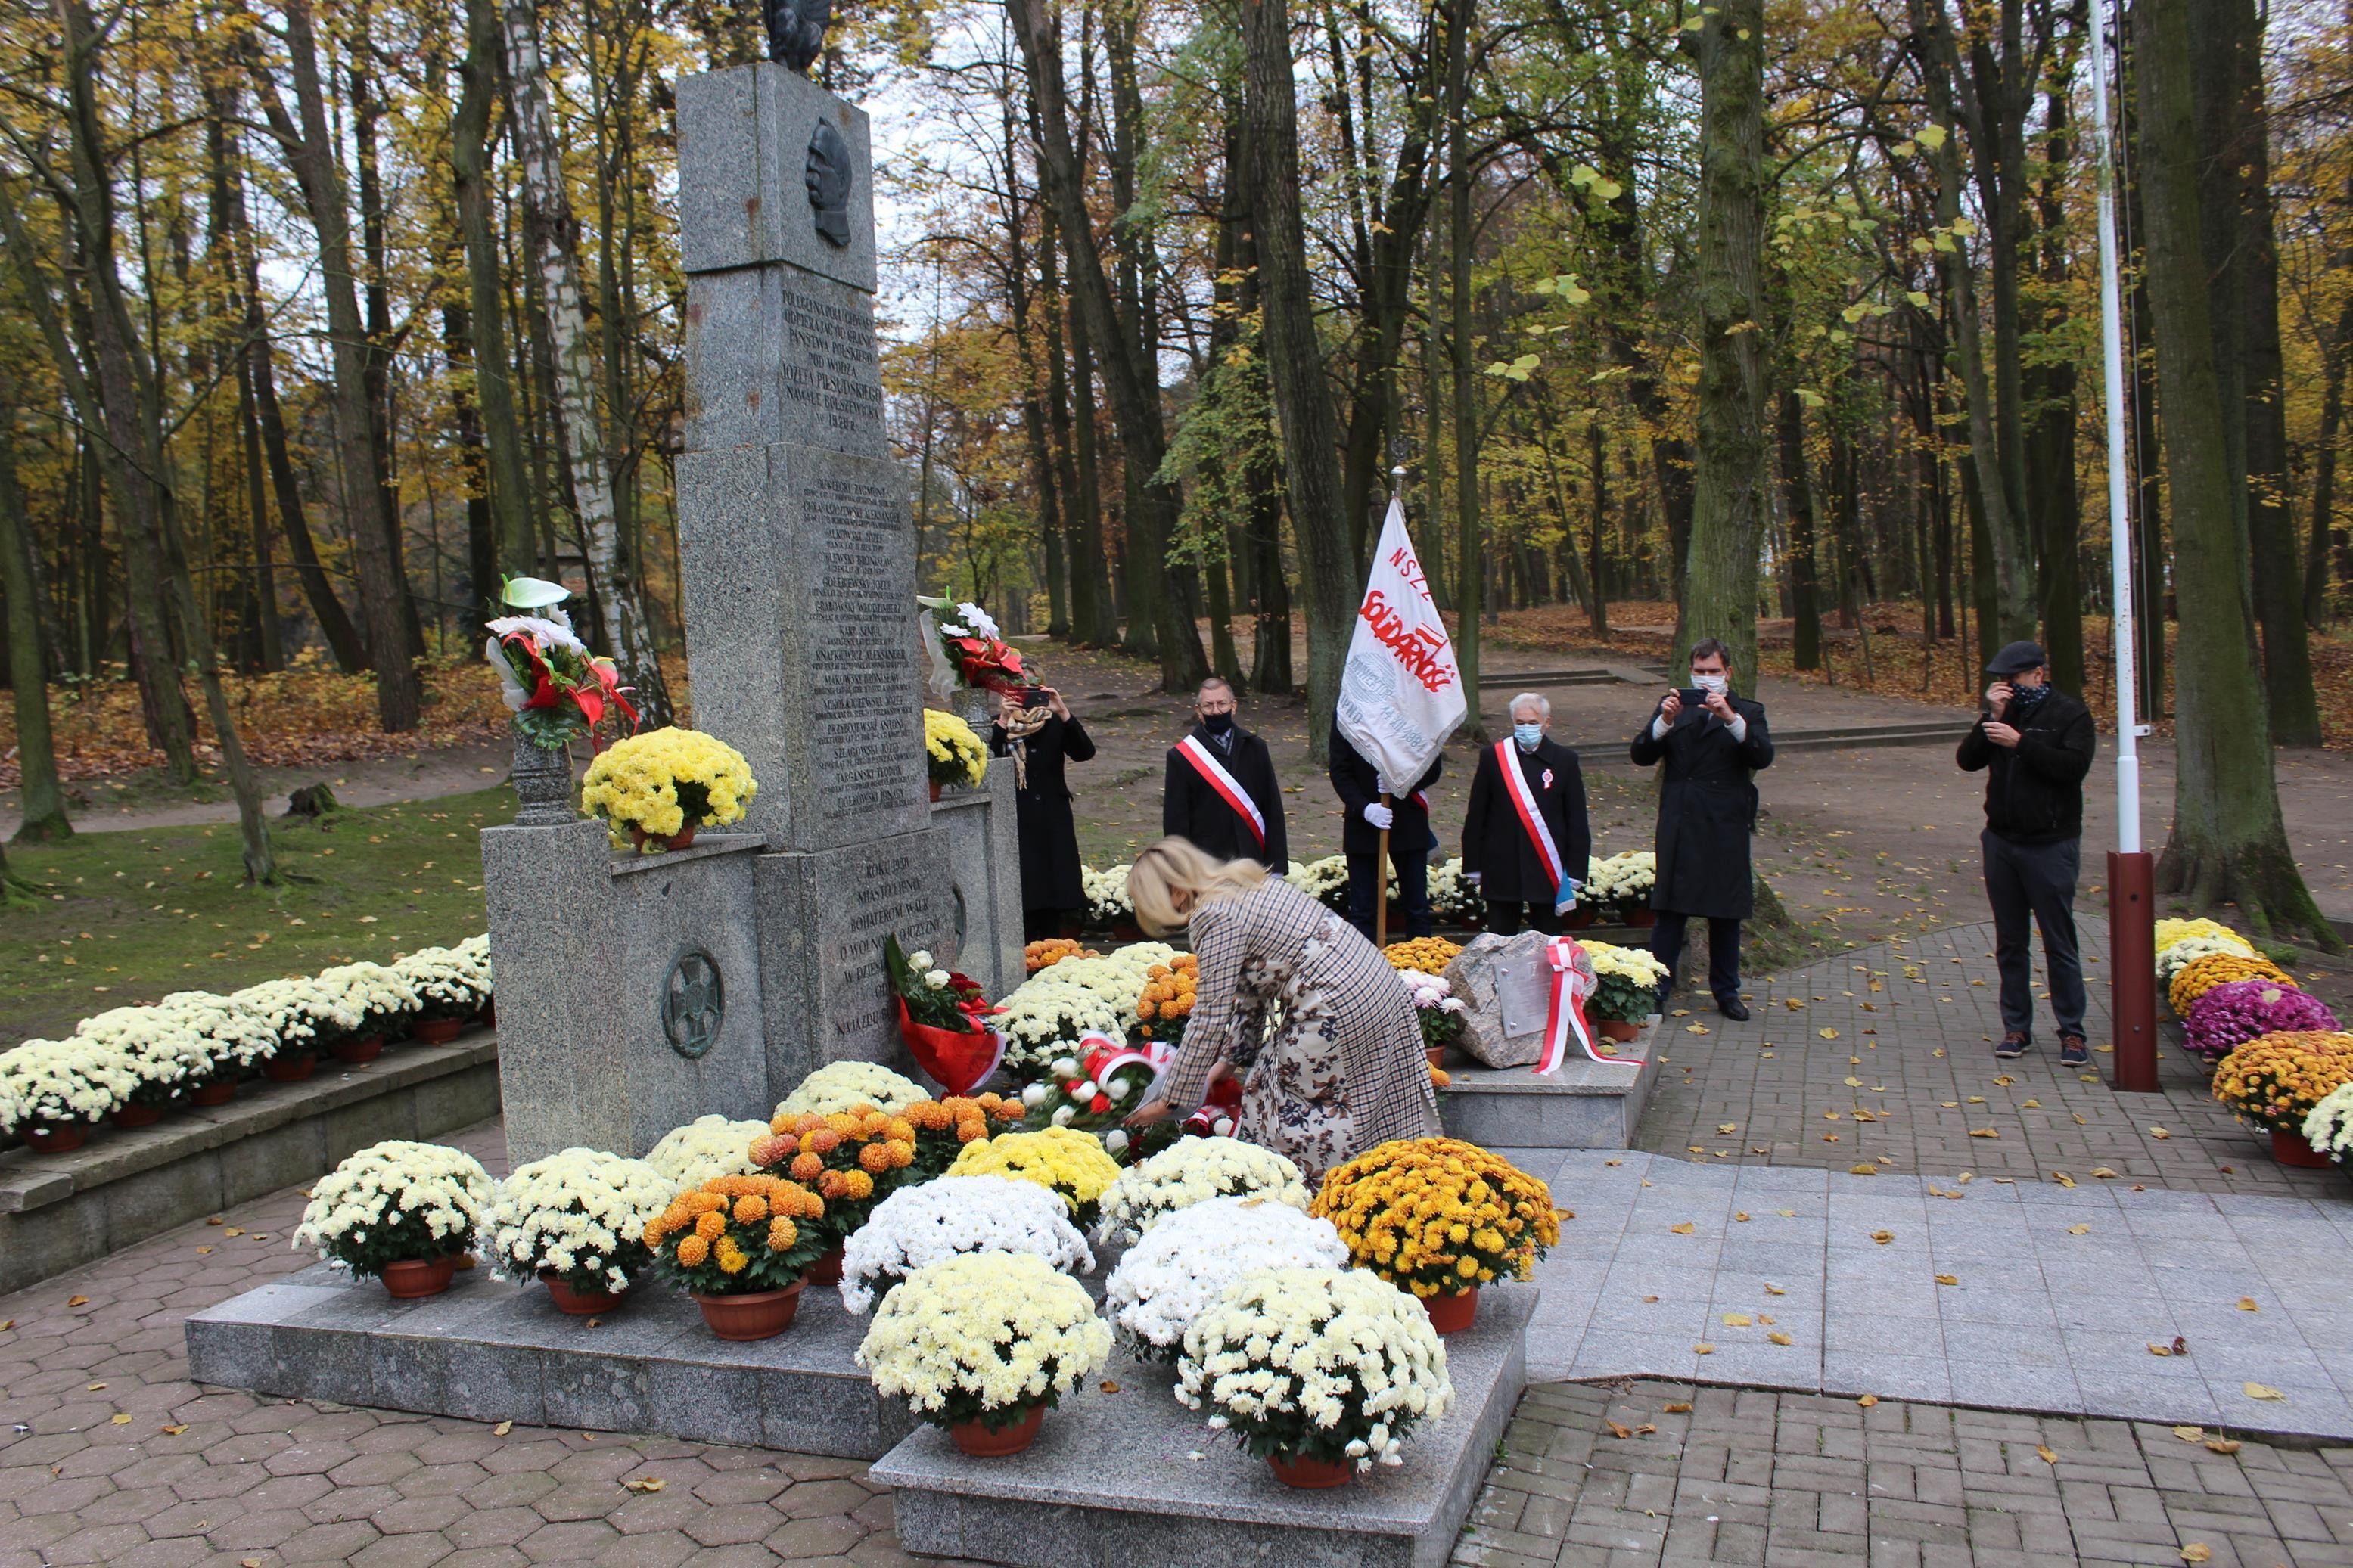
[2059,1034,2090,1067]
[1996,1031,2030,1060]
[1717,997,1750,1022]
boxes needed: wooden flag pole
[1375,791,1393,949]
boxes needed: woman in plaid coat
[1122,837,1440,1184]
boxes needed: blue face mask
[1513,722,1543,750]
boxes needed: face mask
[2010,683,2050,714]
[1694,673,1729,696]
[1201,712,1236,736]
[1513,722,1543,750]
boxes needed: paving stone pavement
[1636,918,2348,1199]
[1451,1380,2353,1568]
[1489,1152,2353,1436]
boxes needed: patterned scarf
[998,704,1051,788]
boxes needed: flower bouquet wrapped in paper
[917,595,1027,697]
[886,936,1002,1094]
[483,576,636,751]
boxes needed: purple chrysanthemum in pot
[2184,980,2337,1064]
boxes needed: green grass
[3,786,514,1042]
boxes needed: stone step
[1475,667,1619,688]
[1435,1017,1663,1148]
[185,1260,914,1459]
[872,1286,1536,1568]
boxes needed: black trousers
[1022,907,1079,942]
[1346,845,1431,942]
[1981,829,2087,1039]
[1484,900,1560,938]
[1650,912,1742,1005]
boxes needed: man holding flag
[1162,677,1288,869]
[1332,474,1468,947]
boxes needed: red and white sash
[1535,936,1644,1073]
[1177,736,1267,851]
[1494,740,1566,896]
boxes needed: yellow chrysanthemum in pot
[580,728,757,852]
[923,709,989,790]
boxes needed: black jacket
[1461,737,1590,905]
[1328,724,1442,856]
[1957,687,2096,844]
[1162,725,1288,868]
[990,715,1095,913]
[1630,694,1774,920]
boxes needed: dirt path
[0,741,514,840]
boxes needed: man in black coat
[1161,677,1288,868]
[1461,693,1590,936]
[1957,640,2098,1066]
[990,686,1095,940]
[1631,638,1775,1020]
[1329,723,1443,942]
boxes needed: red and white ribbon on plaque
[1494,740,1567,899]
[1534,936,1643,1074]
[1176,736,1267,851]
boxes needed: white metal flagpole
[2085,0,2159,1091]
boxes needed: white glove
[1555,896,1577,916]
[1465,871,1481,886]
[1363,802,1394,831]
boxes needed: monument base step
[185,1260,913,1459]
[872,1286,1534,1568]
[1436,1019,1661,1147]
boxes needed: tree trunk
[1446,0,1484,738]
[502,0,671,725]
[0,386,70,842]
[1040,191,1111,646]
[1676,0,1769,676]
[1006,0,1205,688]
[256,0,420,730]
[1777,389,1822,669]
[2028,73,2083,691]
[2187,0,2320,744]
[2307,294,2348,626]
[455,0,536,583]
[1242,0,1353,753]
[2134,0,2336,946]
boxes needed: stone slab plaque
[684,268,890,462]
[1493,952,1553,1041]
[676,63,878,293]
[676,442,928,852]
[752,830,957,1094]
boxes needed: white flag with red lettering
[1335,494,1466,788]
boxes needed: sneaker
[2059,1034,2090,1067]
[1995,1031,2030,1060]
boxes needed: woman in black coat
[990,687,1094,939]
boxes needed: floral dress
[1161,878,1439,1185]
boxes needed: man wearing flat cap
[1957,641,2097,1066]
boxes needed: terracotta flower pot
[381,1256,459,1299]
[1424,1286,1478,1335]
[692,1281,804,1341]
[21,1122,86,1153]
[805,1246,845,1287]
[1623,906,1657,929]
[928,781,944,803]
[540,1271,628,1315]
[2272,1127,2336,1169]
[1564,907,1597,930]
[1598,1018,1642,1043]
[629,820,699,853]
[262,1052,317,1083]
[477,1001,497,1029]
[332,1036,384,1066]
[412,1017,466,1046]
[190,1079,238,1107]
[110,1102,164,1129]
[948,1403,1044,1457]
[1425,1046,1448,1072]
[1268,1452,1352,1489]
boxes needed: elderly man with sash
[1161,676,1287,869]
[1460,693,1591,936]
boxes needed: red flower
[1090,1094,1111,1113]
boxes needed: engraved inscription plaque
[807,461,921,827]
[776,273,886,455]
[821,843,948,1047]
[1494,955,1553,1041]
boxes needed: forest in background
[1,0,2348,936]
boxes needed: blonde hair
[1127,837,1268,936]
